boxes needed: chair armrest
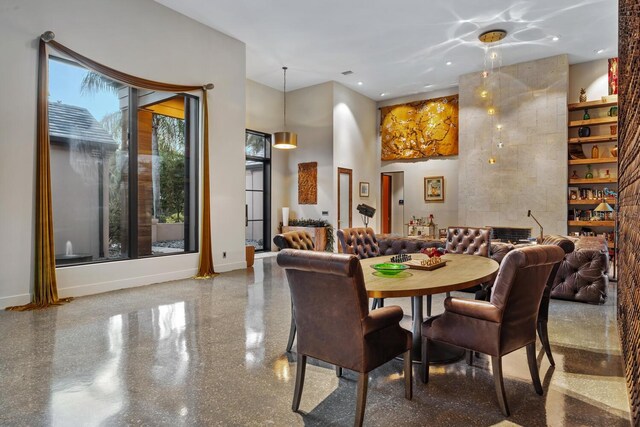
[444,297,502,323]
[363,306,404,335]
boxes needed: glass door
[245,130,271,251]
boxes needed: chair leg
[446,292,451,298]
[527,342,544,395]
[404,349,412,400]
[292,354,307,412]
[371,298,377,310]
[421,338,430,383]
[355,372,368,427]
[466,349,474,366]
[537,320,555,367]
[426,295,432,317]
[336,366,343,377]
[491,356,510,416]
[286,313,296,353]
[379,298,384,308]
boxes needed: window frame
[245,129,272,253]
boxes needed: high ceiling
[155,0,618,100]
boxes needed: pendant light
[273,66,298,149]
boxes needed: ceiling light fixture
[552,36,560,41]
[446,61,452,66]
[596,49,605,54]
[273,66,297,150]
[357,81,363,86]
[380,93,386,97]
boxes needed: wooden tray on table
[403,258,449,271]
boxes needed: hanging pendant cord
[283,66,288,129]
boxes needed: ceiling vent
[341,70,354,75]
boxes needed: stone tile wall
[458,55,568,235]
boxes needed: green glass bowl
[371,263,408,276]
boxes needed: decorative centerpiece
[371,263,408,276]
[579,88,587,103]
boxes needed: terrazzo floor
[0,256,631,426]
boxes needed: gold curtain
[8,33,216,311]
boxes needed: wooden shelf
[568,220,615,227]
[569,178,617,185]
[568,117,618,127]
[568,198,616,205]
[568,135,617,144]
[568,99,618,111]
[568,158,618,165]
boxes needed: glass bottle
[583,109,590,120]
[591,144,599,159]
[585,165,594,179]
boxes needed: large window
[245,130,271,251]
[48,57,198,266]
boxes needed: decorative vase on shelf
[579,88,587,103]
[578,126,591,137]
[591,144,599,159]
[611,145,618,157]
[571,170,579,179]
[583,109,590,120]
[608,106,618,116]
[585,165,593,179]
[282,207,290,227]
[610,124,618,135]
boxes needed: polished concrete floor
[0,256,631,426]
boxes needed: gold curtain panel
[380,95,459,160]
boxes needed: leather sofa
[490,236,608,304]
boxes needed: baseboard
[57,268,198,299]
[0,293,32,309]
[214,260,247,272]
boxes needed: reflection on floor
[0,257,631,426]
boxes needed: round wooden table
[360,253,499,362]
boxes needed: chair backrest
[489,245,565,353]
[277,249,369,368]
[273,231,315,251]
[537,235,575,321]
[446,227,491,257]
[337,227,380,259]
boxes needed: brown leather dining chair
[421,245,565,416]
[537,235,575,366]
[425,226,492,316]
[277,249,412,427]
[273,231,315,352]
[337,227,384,310]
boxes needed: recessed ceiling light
[552,36,559,41]
[357,81,363,86]
[595,49,605,54]
[380,93,386,97]
[446,61,452,66]
[424,84,433,88]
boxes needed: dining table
[359,253,499,363]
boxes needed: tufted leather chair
[274,231,315,251]
[277,249,412,427]
[536,235,575,366]
[445,226,491,256]
[421,245,566,416]
[273,231,315,353]
[377,235,442,255]
[337,227,381,258]
[337,227,384,310]
[550,237,608,304]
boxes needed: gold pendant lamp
[274,66,298,149]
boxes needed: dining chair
[273,230,315,352]
[537,235,575,366]
[337,227,384,310]
[277,249,412,427]
[425,226,492,316]
[421,245,565,416]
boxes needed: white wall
[286,82,334,221]
[245,79,287,250]
[333,83,378,231]
[378,88,460,233]
[569,59,610,104]
[0,0,246,307]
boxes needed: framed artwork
[424,176,445,202]
[380,95,459,160]
[359,182,370,197]
[298,162,318,204]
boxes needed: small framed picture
[568,187,579,200]
[424,176,445,202]
[359,182,370,197]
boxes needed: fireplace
[488,226,532,244]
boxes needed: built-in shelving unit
[567,97,618,251]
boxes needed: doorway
[245,130,271,252]
[381,171,404,235]
[337,168,352,230]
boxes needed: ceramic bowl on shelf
[370,263,408,276]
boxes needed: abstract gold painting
[380,95,459,160]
